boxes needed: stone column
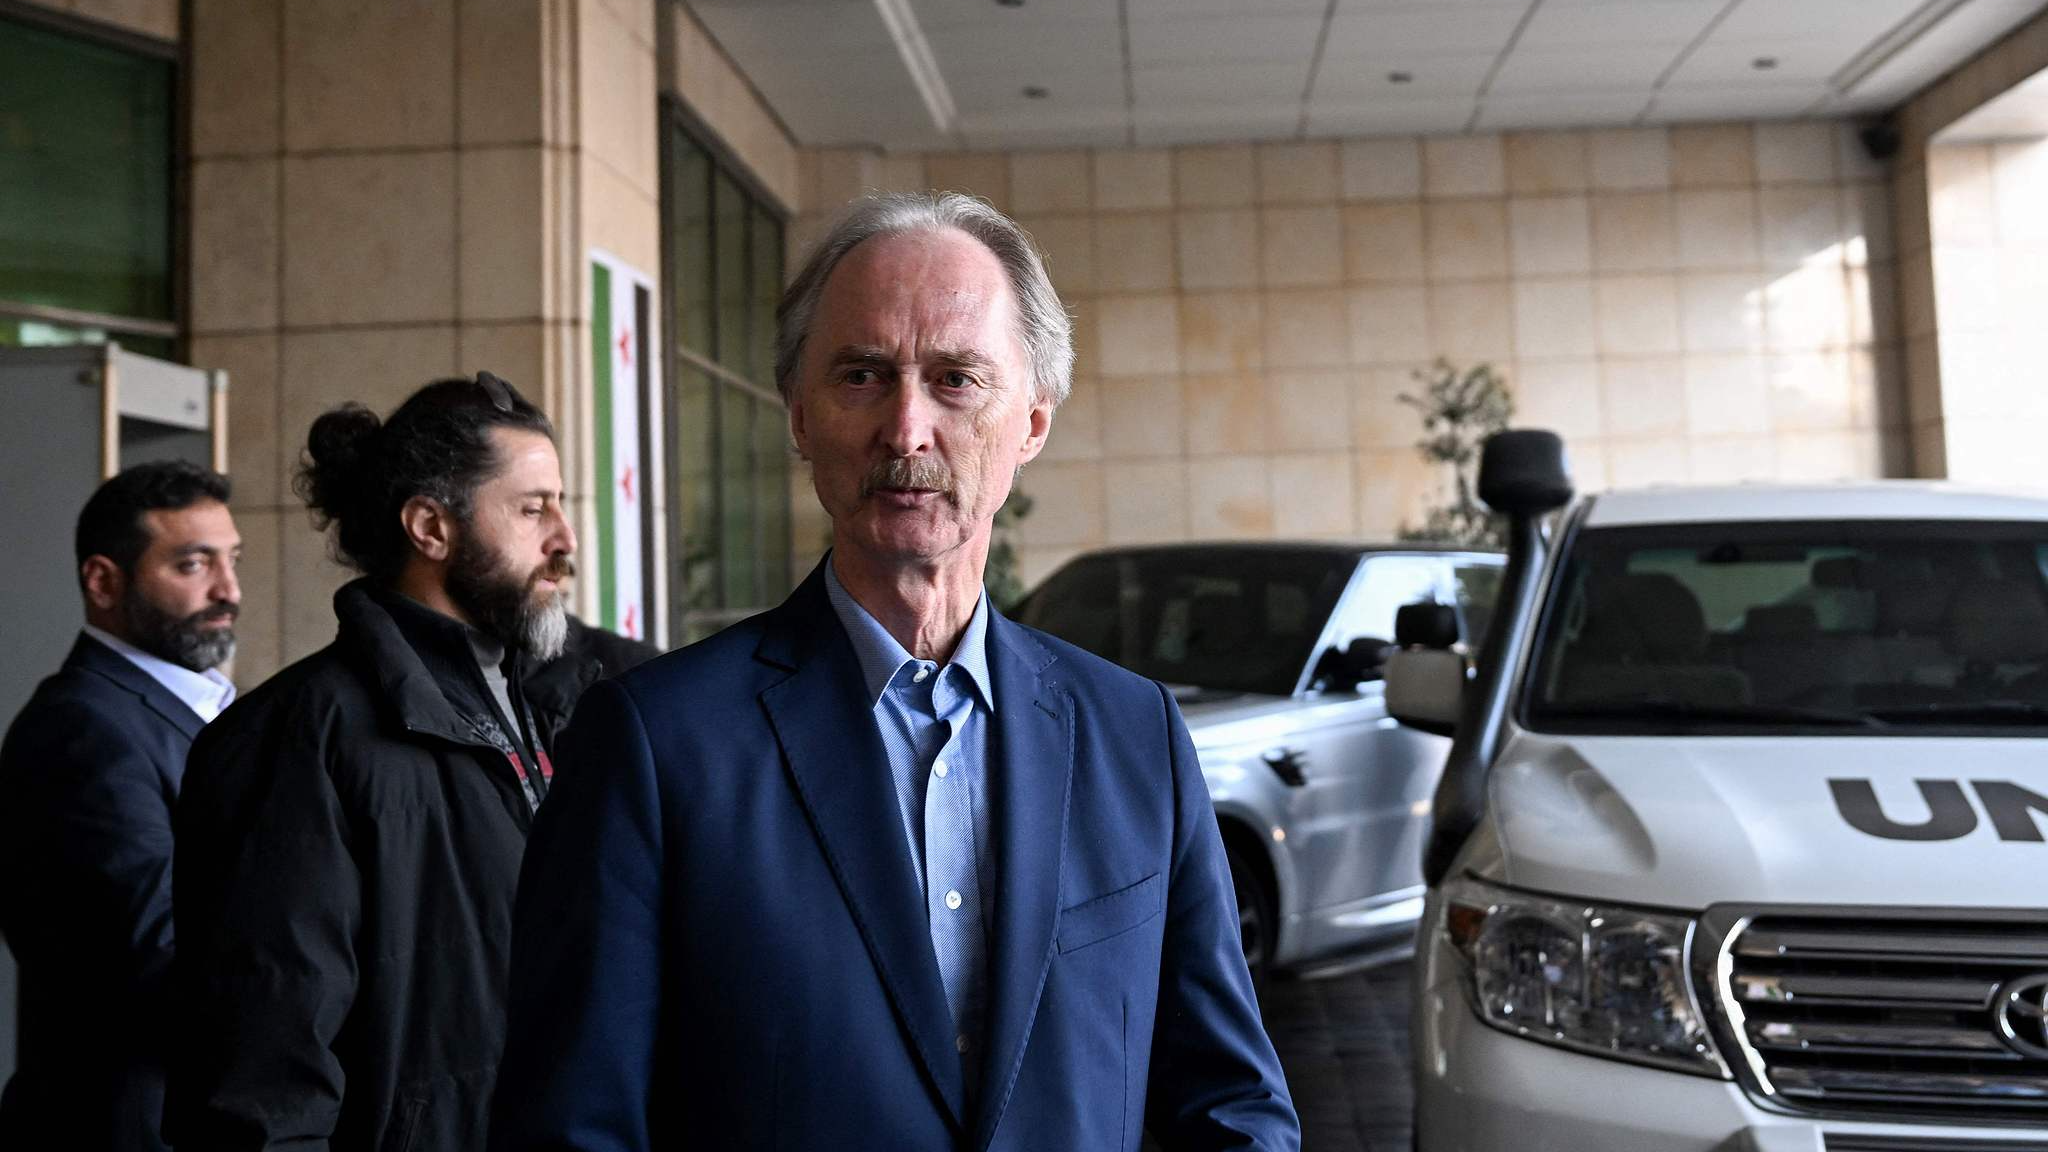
[185,0,660,680]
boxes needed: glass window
[1451,559,1507,651]
[1525,520,2048,735]
[0,14,174,349]
[1327,555,1447,651]
[662,108,792,641]
[1016,547,1359,697]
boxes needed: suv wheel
[1225,838,1275,989]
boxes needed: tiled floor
[1261,961,1417,1152]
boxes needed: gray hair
[774,191,1074,410]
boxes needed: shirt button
[945,889,962,910]
[913,666,931,683]
[956,1034,971,1053]
[934,759,949,779]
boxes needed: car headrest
[1872,556,1949,635]
[1744,603,1819,641]
[1185,591,1252,657]
[1577,572,1708,662]
[1945,579,2048,665]
[1811,556,1864,588]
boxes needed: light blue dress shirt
[824,561,997,1088]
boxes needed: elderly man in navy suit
[491,193,1298,1152]
[0,460,241,1152]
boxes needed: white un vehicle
[1389,429,2048,1151]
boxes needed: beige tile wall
[186,0,665,683]
[1923,137,2048,485]
[1890,5,2048,480]
[795,123,1905,587]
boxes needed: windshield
[1523,519,2048,735]
[1015,547,1358,696]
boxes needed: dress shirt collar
[81,623,236,723]
[823,555,995,714]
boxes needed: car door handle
[1261,746,1308,788]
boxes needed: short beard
[122,591,237,673]
[445,529,574,662]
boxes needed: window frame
[658,97,793,641]
[0,1,181,355]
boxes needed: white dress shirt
[82,624,237,723]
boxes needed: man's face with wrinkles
[789,227,1052,570]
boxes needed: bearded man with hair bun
[167,372,601,1152]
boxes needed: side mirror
[1395,601,1460,650]
[1313,636,1389,691]
[1386,648,1465,737]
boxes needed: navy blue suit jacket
[0,634,201,1152]
[491,566,1297,1151]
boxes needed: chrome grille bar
[1711,911,2048,1124]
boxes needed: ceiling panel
[1844,0,2048,105]
[1129,0,1324,15]
[1666,38,1868,87]
[1134,61,1312,104]
[1515,0,1723,49]
[1134,101,1301,146]
[682,0,2048,155]
[1313,52,1497,97]
[691,0,896,58]
[1713,0,1929,42]
[947,68,1128,112]
[1322,4,1530,58]
[1644,86,1835,122]
[1476,91,1651,128]
[1128,15,1324,65]
[925,23,1123,71]
[1489,46,1680,94]
[959,105,1130,150]
[907,0,1118,30]
[1306,99,1475,136]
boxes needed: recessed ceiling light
[995,0,1024,7]
[1022,85,1049,99]
[1388,71,1414,84]
[1752,56,1779,71]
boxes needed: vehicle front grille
[1713,914,2048,1124]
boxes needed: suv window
[1017,547,1358,697]
[1326,556,1448,654]
[1525,520,2048,735]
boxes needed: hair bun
[296,402,382,526]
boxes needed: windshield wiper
[1541,700,1889,729]
[1861,700,2048,725]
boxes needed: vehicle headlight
[1442,875,1728,1077]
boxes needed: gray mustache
[860,456,953,498]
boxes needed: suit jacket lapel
[756,570,968,1134]
[972,615,1074,1150]
[68,633,205,742]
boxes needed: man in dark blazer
[491,193,1298,1151]
[0,461,241,1152]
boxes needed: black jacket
[0,635,205,1152]
[526,615,660,714]
[166,581,597,1152]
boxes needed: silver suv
[1015,542,1503,978]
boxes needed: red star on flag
[617,327,632,366]
[620,464,635,504]
[622,603,638,639]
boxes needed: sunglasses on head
[476,371,515,413]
